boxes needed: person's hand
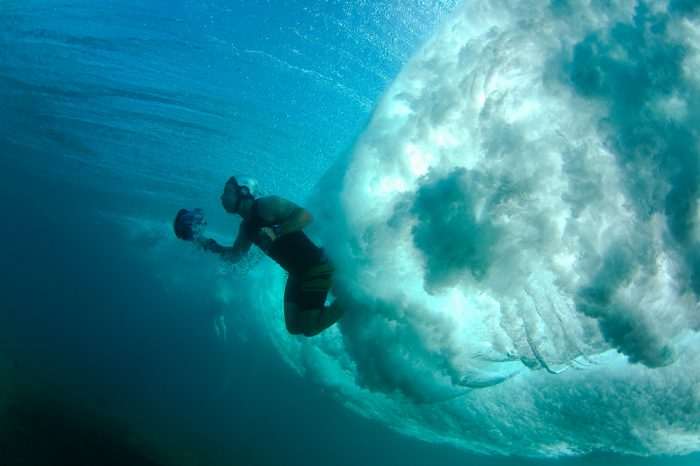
[173,208,207,240]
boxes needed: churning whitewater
[243,0,700,457]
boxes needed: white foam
[270,0,700,456]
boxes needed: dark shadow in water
[1,389,160,466]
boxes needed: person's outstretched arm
[197,222,251,263]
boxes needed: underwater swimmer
[173,176,344,337]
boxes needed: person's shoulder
[257,195,294,209]
[257,196,300,220]
[258,194,290,202]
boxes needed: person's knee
[286,322,318,337]
[285,319,322,337]
[285,303,323,337]
[285,322,304,335]
[301,327,320,337]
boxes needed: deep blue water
[1,1,699,465]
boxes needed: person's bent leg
[300,304,345,337]
[284,302,343,337]
[285,301,321,336]
[284,264,345,336]
[313,301,344,335]
[284,301,305,335]
[284,276,305,335]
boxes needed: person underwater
[173,176,344,337]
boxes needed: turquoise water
[1,1,699,465]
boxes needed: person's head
[221,176,259,214]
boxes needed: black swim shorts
[284,260,335,310]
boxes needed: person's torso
[243,199,323,275]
